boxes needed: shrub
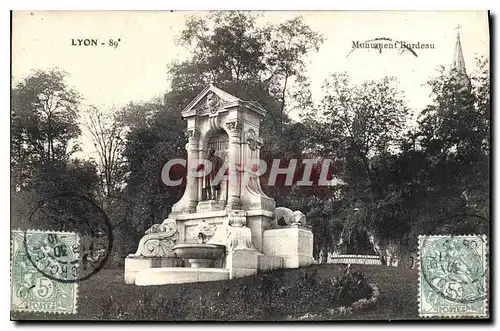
[329,267,373,306]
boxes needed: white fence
[325,254,382,265]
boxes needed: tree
[11,68,81,189]
[10,69,104,251]
[262,17,323,132]
[82,105,127,199]
[174,12,323,132]
[11,159,101,230]
[317,73,410,205]
[177,12,266,86]
[301,74,412,259]
[418,60,489,158]
[414,56,490,233]
[120,98,186,233]
[320,73,410,166]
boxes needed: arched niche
[205,129,229,160]
[197,128,229,203]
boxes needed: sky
[12,10,490,157]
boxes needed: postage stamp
[11,230,79,314]
[418,235,488,318]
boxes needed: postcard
[10,10,490,321]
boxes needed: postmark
[26,193,113,282]
[418,235,488,318]
[11,230,79,314]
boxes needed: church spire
[451,24,471,91]
[451,24,467,75]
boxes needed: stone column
[184,128,200,213]
[197,148,207,201]
[226,119,242,210]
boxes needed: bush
[329,267,373,306]
[213,266,373,320]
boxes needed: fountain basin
[173,243,226,268]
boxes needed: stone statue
[203,147,223,200]
[271,207,307,227]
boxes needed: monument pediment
[181,84,266,118]
[181,84,241,118]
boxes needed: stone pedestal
[124,256,182,284]
[225,249,260,279]
[135,267,229,286]
[258,255,284,272]
[196,200,226,213]
[246,210,273,252]
[262,226,314,268]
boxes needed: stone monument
[124,85,314,285]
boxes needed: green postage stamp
[418,235,488,318]
[11,230,79,314]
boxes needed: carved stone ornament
[183,128,200,139]
[227,227,255,251]
[132,218,179,258]
[228,210,247,227]
[195,220,217,243]
[226,119,242,132]
[133,218,179,257]
[226,210,257,251]
[206,92,220,114]
[245,129,262,151]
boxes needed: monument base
[196,200,226,213]
[262,226,314,268]
[279,254,315,269]
[225,249,261,278]
[135,267,229,286]
[258,254,284,272]
[124,256,183,284]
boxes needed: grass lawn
[12,264,418,321]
